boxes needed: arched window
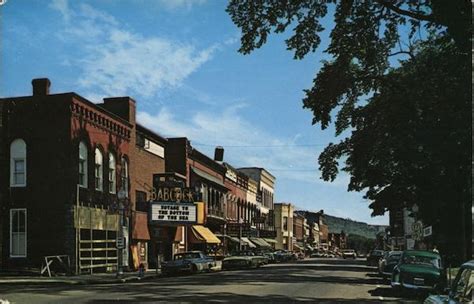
[78,142,88,188]
[120,157,128,197]
[94,148,103,191]
[108,153,116,194]
[10,139,27,187]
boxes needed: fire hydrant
[138,263,145,279]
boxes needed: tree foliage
[226,1,471,219]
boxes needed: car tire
[191,264,198,274]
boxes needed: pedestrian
[138,263,145,279]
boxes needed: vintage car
[161,251,215,275]
[391,250,446,292]
[341,249,356,259]
[379,251,402,277]
[222,251,266,270]
[274,250,293,262]
[423,259,473,304]
[367,249,385,266]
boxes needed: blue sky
[1,0,388,225]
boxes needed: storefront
[131,211,150,270]
[188,225,221,254]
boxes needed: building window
[109,153,116,194]
[10,139,27,187]
[120,157,128,197]
[95,148,103,191]
[78,142,88,188]
[283,216,288,231]
[10,209,27,257]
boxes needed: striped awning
[240,237,256,248]
[250,237,272,248]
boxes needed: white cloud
[50,0,216,99]
[157,0,207,10]
[137,105,346,185]
[49,0,71,22]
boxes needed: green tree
[227,1,471,261]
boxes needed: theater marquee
[149,202,197,225]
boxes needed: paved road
[0,258,425,303]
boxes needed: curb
[0,274,161,286]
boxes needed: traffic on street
[2,251,471,303]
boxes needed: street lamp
[116,189,127,277]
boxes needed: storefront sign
[423,226,432,237]
[150,202,197,224]
[150,187,195,203]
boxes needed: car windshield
[175,253,201,260]
[402,254,440,268]
[388,254,401,262]
[372,250,383,256]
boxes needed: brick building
[0,79,132,273]
[165,138,225,255]
[98,98,167,269]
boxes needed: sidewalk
[0,270,160,286]
[0,261,222,286]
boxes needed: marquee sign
[150,202,197,225]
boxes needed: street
[0,258,425,303]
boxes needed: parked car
[391,250,446,292]
[379,251,402,277]
[424,260,474,304]
[310,252,324,258]
[367,250,385,266]
[161,251,215,275]
[342,249,357,259]
[274,250,293,262]
[262,252,276,264]
[222,251,266,270]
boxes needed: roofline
[1,92,133,128]
[136,123,168,145]
[237,167,276,180]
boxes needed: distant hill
[324,214,387,239]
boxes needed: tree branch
[389,51,415,60]
[376,0,436,23]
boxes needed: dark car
[342,249,356,259]
[391,250,446,292]
[424,260,474,304]
[379,251,402,277]
[161,251,215,275]
[222,251,266,270]
[367,250,385,266]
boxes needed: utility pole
[116,190,127,277]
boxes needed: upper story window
[95,148,103,191]
[109,153,116,194]
[78,142,88,188]
[120,157,128,197]
[283,216,288,231]
[10,139,27,187]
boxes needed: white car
[341,249,356,259]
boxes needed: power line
[192,142,327,148]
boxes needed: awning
[132,212,150,240]
[250,237,272,248]
[263,238,277,244]
[306,244,314,250]
[215,234,243,245]
[190,225,221,244]
[240,237,256,248]
[191,167,225,188]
